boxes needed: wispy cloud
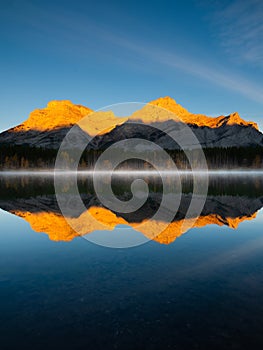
[213,0,263,68]
[6,1,263,105]
[104,34,263,104]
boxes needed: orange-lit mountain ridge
[14,100,93,132]
[11,96,260,131]
[146,96,258,130]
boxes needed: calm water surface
[1,174,263,349]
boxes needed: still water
[1,174,263,349]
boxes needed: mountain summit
[15,100,93,132]
[147,96,259,130]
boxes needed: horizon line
[1,169,263,176]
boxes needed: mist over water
[1,169,263,176]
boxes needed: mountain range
[0,96,262,150]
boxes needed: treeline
[0,144,57,169]
[1,143,263,170]
[167,146,263,169]
[204,146,263,168]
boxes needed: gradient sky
[0,0,262,131]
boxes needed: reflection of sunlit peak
[10,207,259,245]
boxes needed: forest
[1,143,263,170]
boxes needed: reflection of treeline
[0,176,56,199]
[1,144,263,169]
[1,176,263,199]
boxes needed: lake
[1,173,263,349]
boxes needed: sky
[0,0,262,131]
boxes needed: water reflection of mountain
[0,175,263,244]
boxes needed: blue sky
[0,0,262,131]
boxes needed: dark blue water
[1,209,263,349]
[1,176,263,349]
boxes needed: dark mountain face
[88,121,263,150]
[1,120,263,151]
